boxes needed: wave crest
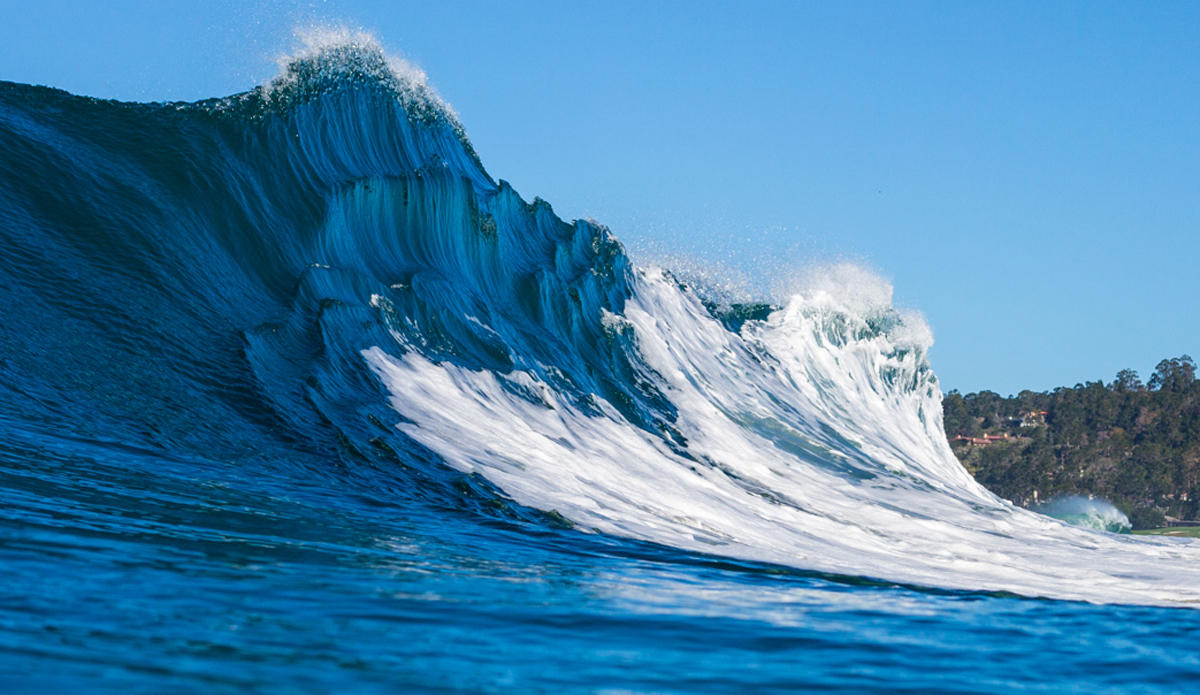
[265,28,453,124]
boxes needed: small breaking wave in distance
[1035,496,1133,534]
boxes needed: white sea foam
[365,261,1200,607]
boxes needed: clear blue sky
[2,1,1198,396]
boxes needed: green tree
[1111,368,1143,392]
[1149,355,1196,393]
[941,391,977,437]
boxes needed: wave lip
[200,27,493,194]
[265,28,454,124]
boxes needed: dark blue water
[6,424,1200,694]
[2,40,1199,693]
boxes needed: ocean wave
[2,32,1198,607]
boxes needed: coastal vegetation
[943,356,1199,530]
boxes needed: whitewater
[3,30,1199,693]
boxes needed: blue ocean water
[2,33,1199,692]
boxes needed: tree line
[943,356,1199,529]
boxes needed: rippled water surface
[4,427,1199,693]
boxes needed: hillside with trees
[942,356,1199,530]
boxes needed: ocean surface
[2,33,1199,693]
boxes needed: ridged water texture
[2,34,1199,693]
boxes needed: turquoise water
[2,35,1199,692]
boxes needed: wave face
[2,34,1198,610]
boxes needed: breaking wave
[1035,496,1133,534]
[1,32,1197,608]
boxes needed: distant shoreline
[943,356,1198,531]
